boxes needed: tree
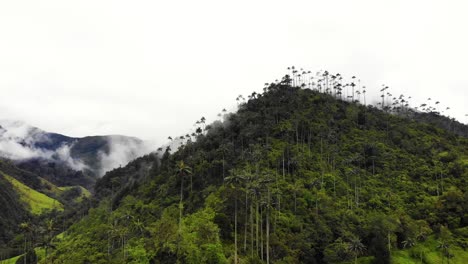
[42,219,57,260]
[348,237,365,264]
[401,238,415,249]
[438,226,453,263]
[20,222,32,264]
[176,160,192,261]
[225,169,246,264]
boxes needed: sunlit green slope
[2,173,63,215]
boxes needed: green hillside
[38,79,468,263]
[58,186,91,203]
[2,173,63,215]
[0,160,94,261]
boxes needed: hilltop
[5,76,468,263]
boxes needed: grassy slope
[350,240,468,264]
[2,173,63,215]
[0,255,22,264]
[58,186,91,202]
[390,236,468,264]
[40,177,91,202]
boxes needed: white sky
[0,0,467,145]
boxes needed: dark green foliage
[42,81,468,263]
[0,169,28,249]
[16,249,37,264]
[16,159,94,189]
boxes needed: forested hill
[42,80,468,263]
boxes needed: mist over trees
[2,68,468,263]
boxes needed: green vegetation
[2,173,63,215]
[388,235,468,264]
[0,161,92,262]
[1,254,22,264]
[58,186,91,203]
[4,72,468,263]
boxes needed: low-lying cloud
[55,143,88,171]
[98,135,154,176]
[0,120,56,160]
[0,120,155,177]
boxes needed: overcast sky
[0,0,467,146]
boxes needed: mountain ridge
[38,81,468,263]
[0,120,154,182]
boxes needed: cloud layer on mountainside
[0,120,155,176]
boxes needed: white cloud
[0,120,155,176]
[0,120,54,160]
[98,136,154,176]
[0,0,466,144]
[55,144,88,171]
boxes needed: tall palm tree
[176,162,191,217]
[175,161,192,261]
[43,219,56,260]
[402,238,415,248]
[20,222,31,264]
[348,237,366,264]
[200,117,206,131]
[362,87,367,105]
[225,170,246,264]
[438,240,450,263]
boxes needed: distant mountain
[0,120,154,188]
[0,121,153,258]
[0,159,90,252]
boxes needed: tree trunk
[441,173,444,194]
[260,206,263,260]
[320,137,324,187]
[179,176,184,227]
[282,154,285,180]
[388,232,391,254]
[250,202,254,258]
[177,176,184,262]
[294,189,297,215]
[244,190,248,252]
[266,190,270,264]
[256,199,259,256]
[372,159,375,176]
[234,197,238,264]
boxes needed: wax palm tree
[42,219,57,260]
[290,181,302,215]
[200,116,206,131]
[348,237,366,264]
[175,161,192,262]
[107,220,120,258]
[438,240,450,263]
[176,161,192,226]
[402,237,415,248]
[132,218,145,236]
[225,170,246,264]
[362,87,367,105]
[20,222,32,264]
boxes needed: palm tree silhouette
[176,161,192,226]
[175,161,192,261]
[348,237,366,264]
[225,170,246,264]
[438,240,450,263]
